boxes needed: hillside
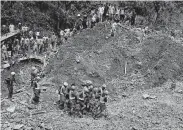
[1,1,183,130]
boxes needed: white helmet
[77,14,81,17]
[86,80,92,85]
[11,72,16,75]
[32,66,36,70]
[64,82,68,87]
[102,84,107,88]
[36,76,41,80]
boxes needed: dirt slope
[1,22,183,130]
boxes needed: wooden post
[125,61,127,75]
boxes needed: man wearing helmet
[94,90,109,119]
[57,82,68,109]
[5,72,16,100]
[31,76,41,104]
[69,84,77,115]
[98,84,107,97]
[31,66,38,87]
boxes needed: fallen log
[32,110,46,115]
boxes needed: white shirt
[92,14,97,22]
[120,9,124,15]
[2,45,7,51]
[36,32,40,36]
[116,8,120,15]
[99,7,104,14]
[112,22,120,31]
[60,30,65,36]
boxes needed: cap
[11,72,16,75]
[64,82,68,87]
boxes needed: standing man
[2,43,8,61]
[31,76,41,104]
[103,3,109,21]
[5,72,16,100]
[60,30,65,44]
[31,66,38,87]
[56,82,68,109]
[51,32,57,50]
[74,14,83,31]
[120,7,125,22]
[98,4,104,22]
[82,15,88,29]
[131,8,136,26]
[69,84,77,115]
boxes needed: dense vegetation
[1,1,183,33]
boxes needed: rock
[3,63,10,69]
[130,126,138,130]
[142,94,150,99]
[12,124,24,130]
[6,105,16,113]
[175,89,183,94]
[142,94,156,99]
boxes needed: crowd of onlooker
[1,3,138,62]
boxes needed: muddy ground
[1,22,183,130]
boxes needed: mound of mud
[139,34,183,87]
[46,22,142,90]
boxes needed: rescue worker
[120,7,125,22]
[25,37,30,53]
[98,4,104,22]
[91,12,97,28]
[5,72,16,100]
[9,24,15,33]
[77,86,89,117]
[74,14,83,31]
[98,84,107,96]
[115,6,120,20]
[131,8,136,26]
[57,82,68,109]
[2,43,8,61]
[51,32,57,50]
[69,84,77,115]
[37,38,44,54]
[14,38,20,55]
[31,66,38,87]
[94,90,109,118]
[109,4,115,20]
[82,15,88,29]
[43,36,49,52]
[64,29,70,41]
[31,76,41,104]
[33,39,38,55]
[18,23,21,30]
[87,14,92,28]
[110,19,121,37]
[103,3,109,21]
[60,30,65,44]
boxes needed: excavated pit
[1,58,43,98]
